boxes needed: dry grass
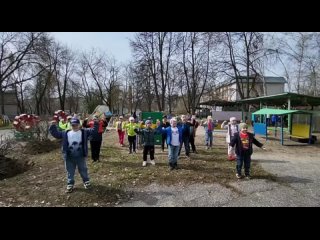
[0,129,275,207]
[91,130,275,189]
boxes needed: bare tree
[268,32,317,94]
[221,32,265,100]
[11,67,29,113]
[124,62,148,113]
[130,32,178,112]
[0,32,47,114]
[77,55,94,112]
[176,32,217,114]
[166,62,179,114]
[32,35,60,115]
[81,50,108,105]
[55,44,77,111]
[78,50,122,113]
[103,57,121,111]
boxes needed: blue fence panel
[254,123,267,136]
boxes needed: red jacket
[88,120,106,133]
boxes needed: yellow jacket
[115,121,126,131]
[124,122,138,136]
[59,120,68,130]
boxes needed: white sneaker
[150,160,155,165]
[142,161,147,167]
[83,181,91,189]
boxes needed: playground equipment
[140,112,163,145]
[90,105,111,118]
[89,105,113,129]
[12,114,41,140]
[252,108,316,145]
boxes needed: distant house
[0,90,18,118]
[215,75,287,101]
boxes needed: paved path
[0,129,14,141]
[119,126,320,207]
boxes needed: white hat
[230,117,237,122]
[129,117,134,121]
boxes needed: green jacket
[135,127,161,146]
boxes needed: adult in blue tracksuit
[178,115,190,158]
[49,118,98,193]
[160,116,170,151]
[162,117,183,170]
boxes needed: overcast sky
[51,32,282,77]
[51,32,135,63]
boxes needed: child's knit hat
[239,122,248,130]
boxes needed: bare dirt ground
[0,126,319,207]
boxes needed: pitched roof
[235,76,286,84]
[263,76,287,84]
[238,92,320,107]
[219,76,287,87]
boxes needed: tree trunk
[0,90,5,115]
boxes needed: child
[115,116,126,147]
[58,117,68,131]
[66,116,72,130]
[135,120,161,167]
[49,118,98,193]
[125,117,139,154]
[202,116,215,150]
[191,115,199,137]
[229,122,266,179]
[221,117,239,161]
[162,118,183,170]
[87,115,108,162]
[188,116,198,154]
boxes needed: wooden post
[265,114,268,142]
[309,113,313,144]
[281,115,284,145]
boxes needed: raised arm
[84,120,99,137]
[49,121,63,139]
[221,121,228,129]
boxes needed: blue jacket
[178,122,191,137]
[49,122,98,158]
[162,126,183,146]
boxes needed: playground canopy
[252,108,309,115]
